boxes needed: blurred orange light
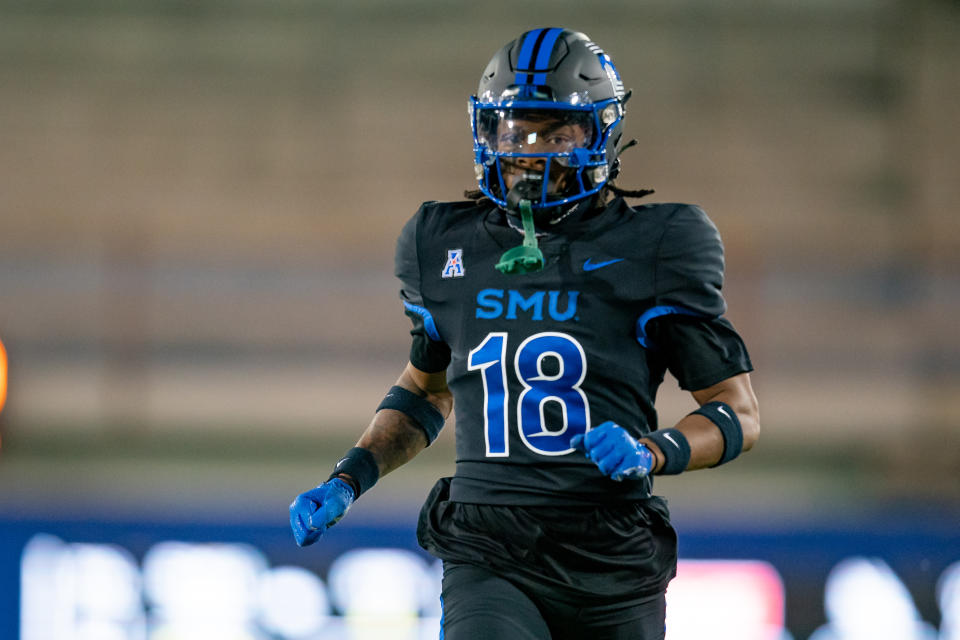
[0,336,6,450]
[0,338,6,412]
[666,559,786,640]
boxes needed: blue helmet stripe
[516,29,543,69]
[533,27,563,70]
[514,29,544,85]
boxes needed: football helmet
[470,28,628,212]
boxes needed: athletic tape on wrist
[328,447,379,498]
[377,385,445,445]
[647,428,691,475]
[692,401,743,466]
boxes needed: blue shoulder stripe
[403,301,443,342]
[636,305,708,348]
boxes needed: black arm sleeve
[647,205,752,390]
[648,316,752,391]
[395,207,452,373]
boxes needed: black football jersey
[395,197,752,506]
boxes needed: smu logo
[476,289,579,321]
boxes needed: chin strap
[495,199,545,274]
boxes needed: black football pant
[440,562,666,640]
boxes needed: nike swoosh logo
[663,433,680,448]
[583,258,624,271]
[717,406,731,420]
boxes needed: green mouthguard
[495,199,545,275]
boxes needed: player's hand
[289,478,355,547]
[570,421,654,481]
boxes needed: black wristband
[377,385,445,445]
[692,401,743,466]
[647,428,691,475]
[328,447,379,498]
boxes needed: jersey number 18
[468,331,590,457]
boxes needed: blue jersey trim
[636,305,707,348]
[403,300,443,342]
[439,595,445,639]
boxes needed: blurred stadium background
[1,0,958,638]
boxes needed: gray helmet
[470,28,628,211]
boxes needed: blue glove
[289,478,355,547]
[570,421,654,481]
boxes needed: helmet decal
[590,48,626,99]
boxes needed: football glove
[571,421,654,481]
[289,478,355,547]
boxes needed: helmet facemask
[471,96,624,216]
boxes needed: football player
[290,28,760,640]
